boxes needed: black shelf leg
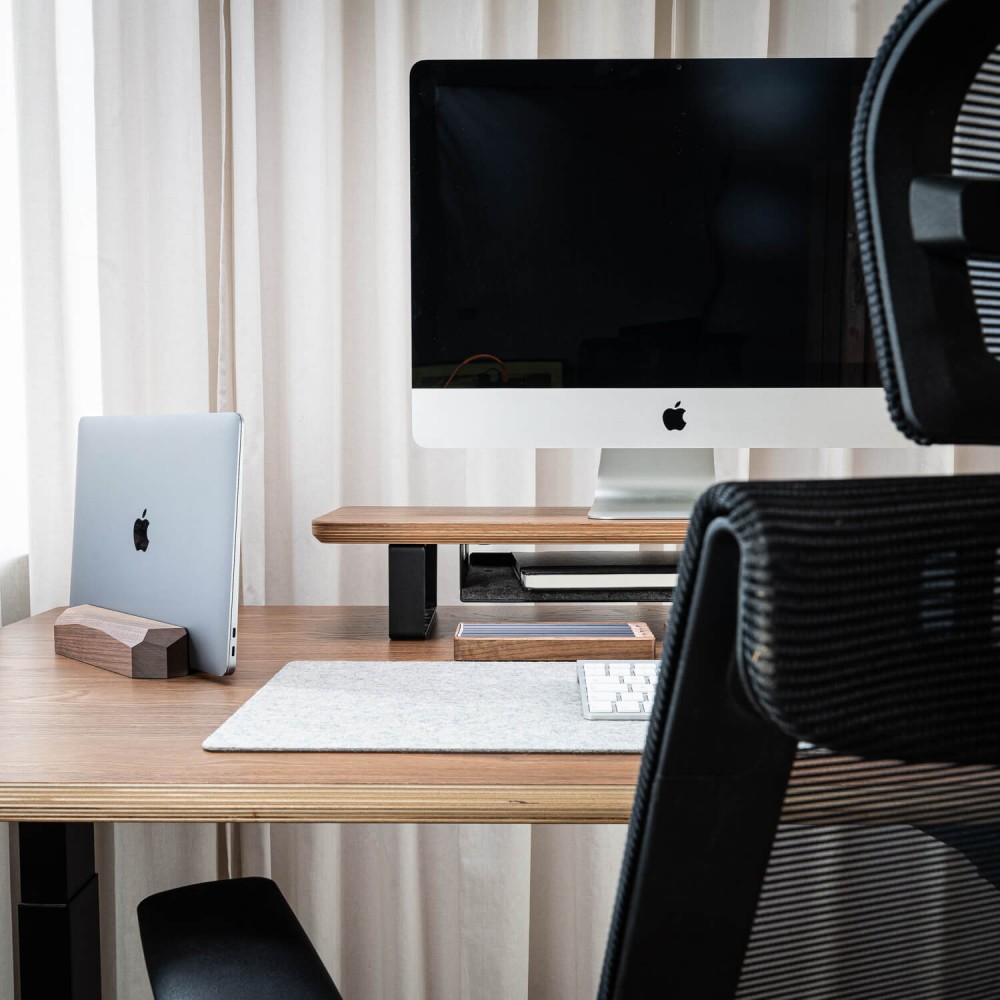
[388,544,437,639]
[17,822,101,1000]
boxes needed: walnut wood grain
[54,605,189,679]
[311,506,689,544]
[0,605,662,824]
[453,622,655,661]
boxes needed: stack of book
[512,551,679,592]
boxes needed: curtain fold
[92,0,211,419]
[10,0,102,616]
[5,1,1000,997]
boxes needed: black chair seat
[137,877,342,1000]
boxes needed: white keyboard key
[618,700,643,713]
[588,700,615,714]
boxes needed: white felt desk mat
[204,660,649,753]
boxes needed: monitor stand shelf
[312,507,688,640]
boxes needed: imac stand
[588,448,716,520]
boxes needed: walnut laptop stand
[54,605,189,678]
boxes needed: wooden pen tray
[453,621,655,661]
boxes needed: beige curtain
[5,1,1000,997]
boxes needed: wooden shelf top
[312,506,688,544]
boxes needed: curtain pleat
[527,824,627,1000]
[92,0,211,419]
[229,0,268,605]
[6,1,1000,998]
[674,0,771,55]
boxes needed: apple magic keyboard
[578,659,660,720]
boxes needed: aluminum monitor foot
[588,448,716,520]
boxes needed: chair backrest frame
[853,0,1000,443]
[599,518,796,1000]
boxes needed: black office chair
[601,0,1000,995]
[138,0,1000,996]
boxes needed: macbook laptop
[70,413,243,676]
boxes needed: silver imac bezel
[412,387,910,450]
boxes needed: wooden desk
[0,604,659,826]
[3,602,659,997]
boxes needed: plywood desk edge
[0,781,636,824]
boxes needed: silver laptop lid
[70,413,243,676]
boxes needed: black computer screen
[410,59,878,390]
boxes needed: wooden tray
[453,621,655,661]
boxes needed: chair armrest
[138,877,343,1000]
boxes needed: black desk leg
[18,822,101,1000]
[388,543,437,639]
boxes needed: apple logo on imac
[662,402,687,431]
[133,508,150,552]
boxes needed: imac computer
[409,59,908,518]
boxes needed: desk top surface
[0,605,664,824]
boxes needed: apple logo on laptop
[133,509,150,552]
[662,401,687,431]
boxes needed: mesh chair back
[739,751,1000,999]
[730,477,1000,998]
[852,0,1000,443]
